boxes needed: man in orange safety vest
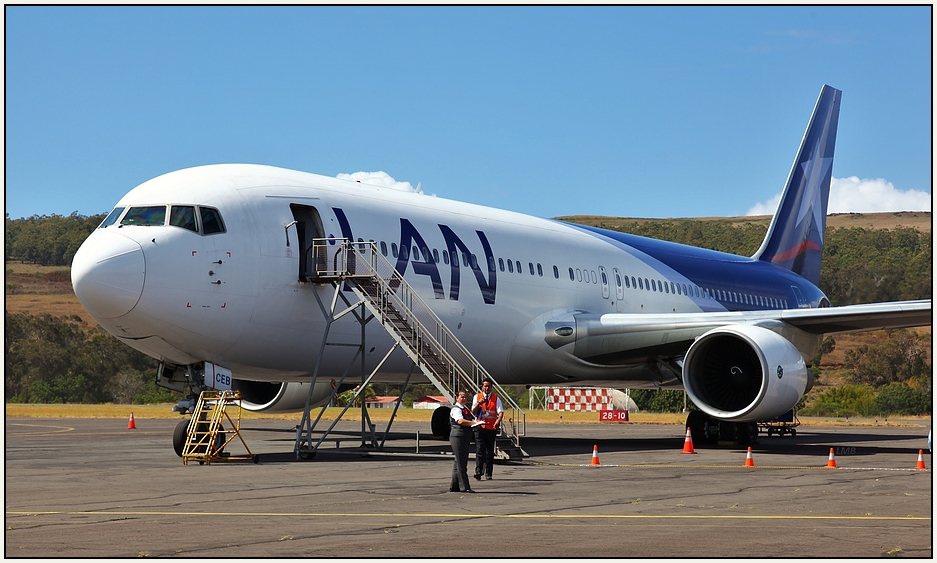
[471,377,504,481]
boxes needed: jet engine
[683,324,809,422]
[234,380,337,412]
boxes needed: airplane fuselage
[73,164,827,388]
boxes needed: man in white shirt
[471,378,504,481]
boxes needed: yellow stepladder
[181,390,256,465]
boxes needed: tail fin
[752,85,842,285]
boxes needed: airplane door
[290,204,326,281]
[791,285,807,308]
[599,266,610,299]
[612,268,624,301]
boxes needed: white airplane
[72,85,930,452]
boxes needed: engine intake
[683,324,808,422]
[234,380,336,412]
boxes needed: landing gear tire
[173,419,188,457]
[431,405,452,440]
[686,410,714,446]
[738,422,759,446]
[298,449,316,460]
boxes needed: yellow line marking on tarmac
[5,510,929,521]
[520,462,928,471]
[5,423,75,437]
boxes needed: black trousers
[450,427,471,491]
[474,427,497,478]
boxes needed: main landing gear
[685,411,758,446]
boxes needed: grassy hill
[557,211,932,232]
[6,211,930,404]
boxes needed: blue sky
[5,6,932,221]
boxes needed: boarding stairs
[181,390,255,465]
[300,238,526,460]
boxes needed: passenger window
[589,271,596,284]
[528,262,534,275]
[471,254,478,269]
[400,245,409,261]
[499,258,505,272]
[537,263,543,277]
[380,241,388,256]
[443,250,449,265]
[576,269,582,282]
[601,271,608,285]
[508,260,514,273]
[615,272,622,287]
[553,265,559,279]
[199,207,225,234]
[515,260,521,273]
[433,249,439,263]
[625,276,631,289]
[631,277,636,289]
[568,267,574,281]
[663,281,669,294]
[392,243,398,258]
[413,246,420,260]
[121,205,166,227]
[99,207,125,228]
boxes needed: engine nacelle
[683,324,808,422]
[233,380,336,412]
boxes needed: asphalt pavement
[5,417,932,557]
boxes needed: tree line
[4,212,931,413]
[4,311,169,404]
[5,212,106,266]
[8,212,929,305]
[603,219,931,305]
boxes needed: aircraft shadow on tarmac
[235,426,929,463]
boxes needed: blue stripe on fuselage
[561,222,827,310]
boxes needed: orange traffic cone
[915,449,926,470]
[590,445,600,465]
[682,427,696,454]
[127,412,136,430]
[744,447,755,467]
[826,447,837,468]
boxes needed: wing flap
[779,300,932,334]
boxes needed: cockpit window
[199,207,226,234]
[169,206,198,232]
[99,207,125,228]
[121,206,166,226]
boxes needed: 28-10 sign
[599,410,629,422]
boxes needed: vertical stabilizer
[752,85,842,285]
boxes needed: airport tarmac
[5,417,932,558]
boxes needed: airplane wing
[548,300,932,361]
[778,300,932,334]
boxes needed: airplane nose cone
[71,231,145,319]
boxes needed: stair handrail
[309,238,525,439]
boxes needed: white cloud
[336,171,423,194]
[746,176,931,216]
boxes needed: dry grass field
[6,211,930,418]
[558,211,932,232]
[5,403,928,427]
